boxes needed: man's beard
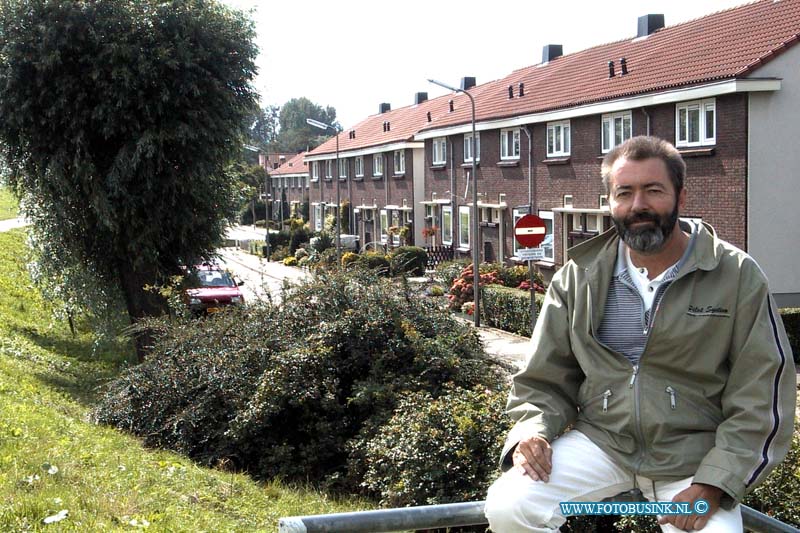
[612,202,679,254]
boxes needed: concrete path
[0,217,28,232]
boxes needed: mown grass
[0,229,372,531]
[0,186,18,220]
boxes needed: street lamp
[306,118,341,261]
[428,78,480,327]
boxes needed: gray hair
[601,136,686,194]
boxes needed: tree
[276,97,339,152]
[249,105,280,150]
[0,0,259,360]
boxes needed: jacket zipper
[581,389,613,412]
[666,386,723,424]
[665,386,677,409]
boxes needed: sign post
[514,214,547,333]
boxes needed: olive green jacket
[502,222,796,505]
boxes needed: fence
[425,245,454,271]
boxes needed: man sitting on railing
[485,137,796,532]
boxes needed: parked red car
[183,264,245,315]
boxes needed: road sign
[517,247,545,261]
[514,214,547,248]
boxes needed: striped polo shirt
[596,222,697,365]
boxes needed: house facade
[268,151,309,222]
[412,0,800,304]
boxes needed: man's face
[608,157,685,254]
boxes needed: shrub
[481,285,545,337]
[310,231,334,253]
[390,246,427,276]
[268,229,291,250]
[357,252,391,276]
[283,256,298,267]
[426,285,445,297]
[294,248,309,260]
[434,259,472,288]
[270,245,289,262]
[779,308,799,364]
[289,226,311,255]
[341,251,359,269]
[448,264,503,312]
[744,430,800,527]
[355,386,511,507]
[94,269,510,490]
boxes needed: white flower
[43,510,68,524]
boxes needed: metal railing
[279,501,799,533]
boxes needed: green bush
[94,270,509,490]
[355,386,511,507]
[270,245,289,262]
[434,259,472,288]
[341,251,359,269]
[289,226,310,255]
[268,229,291,250]
[481,285,544,337]
[357,252,391,276]
[390,246,427,276]
[779,308,799,364]
[294,248,309,260]
[311,231,334,253]
[744,430,800,527]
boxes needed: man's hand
[657,483,722,531]
[512,435,552,482]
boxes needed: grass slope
[0,187,18,221]
[0,229,368,531]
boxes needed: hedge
[779,308,799,363]
[481,285,544,337]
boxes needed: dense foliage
[94,270,510,494]
[389,246,427,276]
[482,285,544,337]
[0,0,258,359]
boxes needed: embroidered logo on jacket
[687,305,730,317]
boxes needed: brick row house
[268,151,310,222]
[303,0,800,305]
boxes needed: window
[394,150,405,175]
[380,209,389,243]
[601,111,632,153]
[311,162,319,181]
[325,160,333,180]
[314,205,323,231]
[538,211,554,262]
[464,132,480,162]
[546,121,570,157]
[599,194,609,208]
[500,129,520,160]
[305,176,310,189]
[512,208,527,257]
[676,99,716,147]
[432,137,447,165]
[563,195,573,208]
[459,205,471,249]
[355,156,364,177]
[442,206,453,245]
[338,158,347,179]
[373,154,383,177]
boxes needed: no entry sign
[514,214,547,248]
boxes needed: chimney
[620,58,628,75]
[415,92,428,104]
[542,44,563,63]
[637,14,664,38]
[379,102,391,114]
[608,60,615,78]
[460,76,476,90]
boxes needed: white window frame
[599,194,608,208]
[305,176,310,189]
[338,158,347,179]
[538,210,555,263]
[373,154,383,177]
[325,160,333,180]
[676,98,716,147]
[601,111,632,153]
[464,132,480,163]
[458,205,471,249]
[512,208,527,257]
[394,150,405,175]
[311,162,319,182]
[379,209,389,243]
[500,128,521,160]
[546,120,571,157]
[354,156,364,177]
[314,204,323,231]
[432,137,447,165]
[442,205,453,245]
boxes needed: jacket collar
[568,219,722,275]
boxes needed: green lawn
[0,229,371,531]
[0,187,19,221]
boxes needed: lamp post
[306,118,341,261]
[428,78,480,327]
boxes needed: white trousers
[484,430,742,532]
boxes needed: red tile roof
[419,0,800,132]
[270,152,308,176]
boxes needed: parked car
[183,264,245,315]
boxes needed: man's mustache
[624,211,660,225]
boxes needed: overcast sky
[220,0,747,128]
